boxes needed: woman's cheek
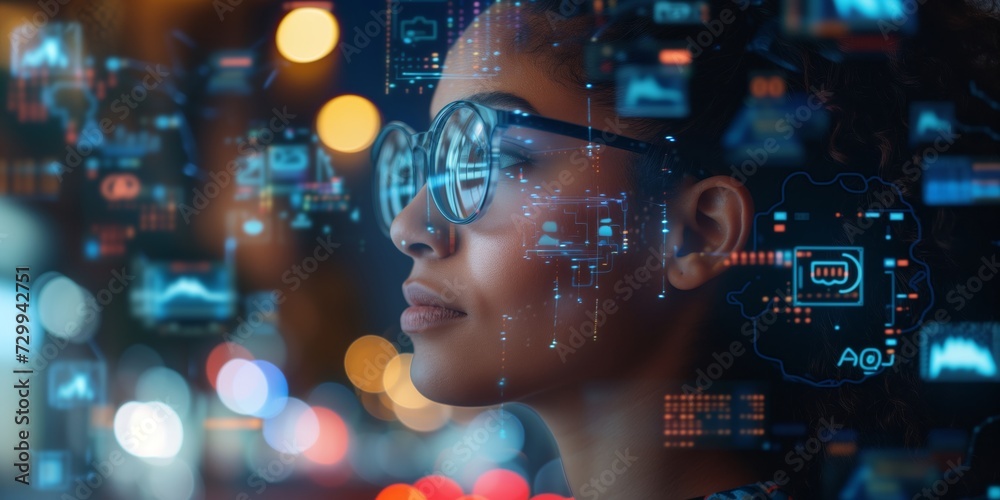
[464,230,553,310]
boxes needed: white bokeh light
[216,359,268,415]
[262,398,319,454]
[114,401,184,459]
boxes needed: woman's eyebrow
[462,91,540,114]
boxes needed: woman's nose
[390,184,455,260]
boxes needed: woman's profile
[372,0,1000,497]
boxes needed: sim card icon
[400,16,438,43]
[793,246,863,307]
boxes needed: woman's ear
[666,176,753,290]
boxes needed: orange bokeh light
[377,484,428,500]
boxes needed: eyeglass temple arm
[496,111,653,154]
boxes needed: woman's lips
[401,282,468,333]
[400,305,467,333]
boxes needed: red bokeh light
[303,406,349,465]
[472,469,530,500]
[414,475,464,500]
[205,342,254,389]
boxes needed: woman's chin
[410,351,512,407]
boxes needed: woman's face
[390,9,749,406]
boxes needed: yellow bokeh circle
[316,95,382,153]
[382,353,432,410]
[344,335,397,393]
[394,401,452,433]
[276,8,339,63]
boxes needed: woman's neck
[524,325,764,499]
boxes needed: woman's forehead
[429,50,537,118]
[429,4,588,120]
[430,49,606,130]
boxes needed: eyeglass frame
[373,99,676,231]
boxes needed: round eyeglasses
[372,100,656,235]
